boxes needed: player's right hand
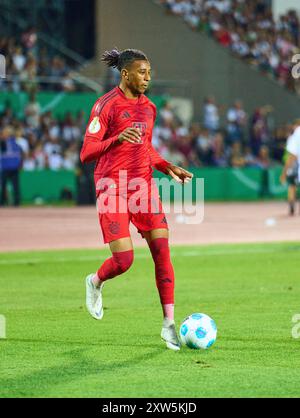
[118,128,142,144]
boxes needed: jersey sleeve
[80,100,119,164]
[148,144,171,174]
[148,104,171,174]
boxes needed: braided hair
[101,48,148,72]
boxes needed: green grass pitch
[1,242,300,398]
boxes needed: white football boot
[161,318,181,351]
[85,274,104,320]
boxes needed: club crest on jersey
[88,117,101,134]
[132,122,147,136]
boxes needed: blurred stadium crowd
[0,27,76,92]
[0,2,294,183]
[154,98,288,169]
[0,98,85,171]
[158,0,300,93]
[0,96,289,174]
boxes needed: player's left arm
[148,104,193,184]
[148,143,193,183]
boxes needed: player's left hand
[166,165,193,184]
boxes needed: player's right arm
[80,101,142,164]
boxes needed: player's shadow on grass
[0,345,164,397]
[7,337,160,348]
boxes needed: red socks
[149,238,175,305]
[96,239,175,308]
[97,250,134,281]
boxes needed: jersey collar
[116,86,142,104]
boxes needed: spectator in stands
[226,100,247,144]
[162,140,188,167]
[153,119,174,143]
[159,102,176,125]
[19,54,38,92]
[272,125,291,162]
[212,131,229,167]
[26,132,38,153]
[62,112,81,143]
[230,142,246,168]
[23,149,37,171]
[250,105,272,155]
[47,149,64,170]
[244,146,259,167]
[175,121,189,139]
[63,142,79,170]
[48,118,61,142]
[159,0,300,93]
[203,96,220,132]
[15,127,29,155]
[61,72,76,92]
[34,143,47,170]
[0,105,14,127]
[43,135,62,159]
[21,26,38,56]
[176,133,200,166]
[256,145,272,169]
[194,127,213,165]
[76,110,87,134]
[12,46,26,74]
[50,56,68,88]
[25,92,41,129]
[0,126,22,206]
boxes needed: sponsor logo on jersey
[122,111,131,119]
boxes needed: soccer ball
[179,313,217,350]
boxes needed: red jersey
[80,87,170,193]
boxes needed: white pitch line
[0,246,298,266]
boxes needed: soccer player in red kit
[80,48,193,351]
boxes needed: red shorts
[97,184,168,244]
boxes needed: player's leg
[93,237,134,286]
[85,203,134,319]
[131,186,180,350]
[288,184,296,216]
[143,228,180,351]
[143,229,174,318]
[86,237,134,320]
